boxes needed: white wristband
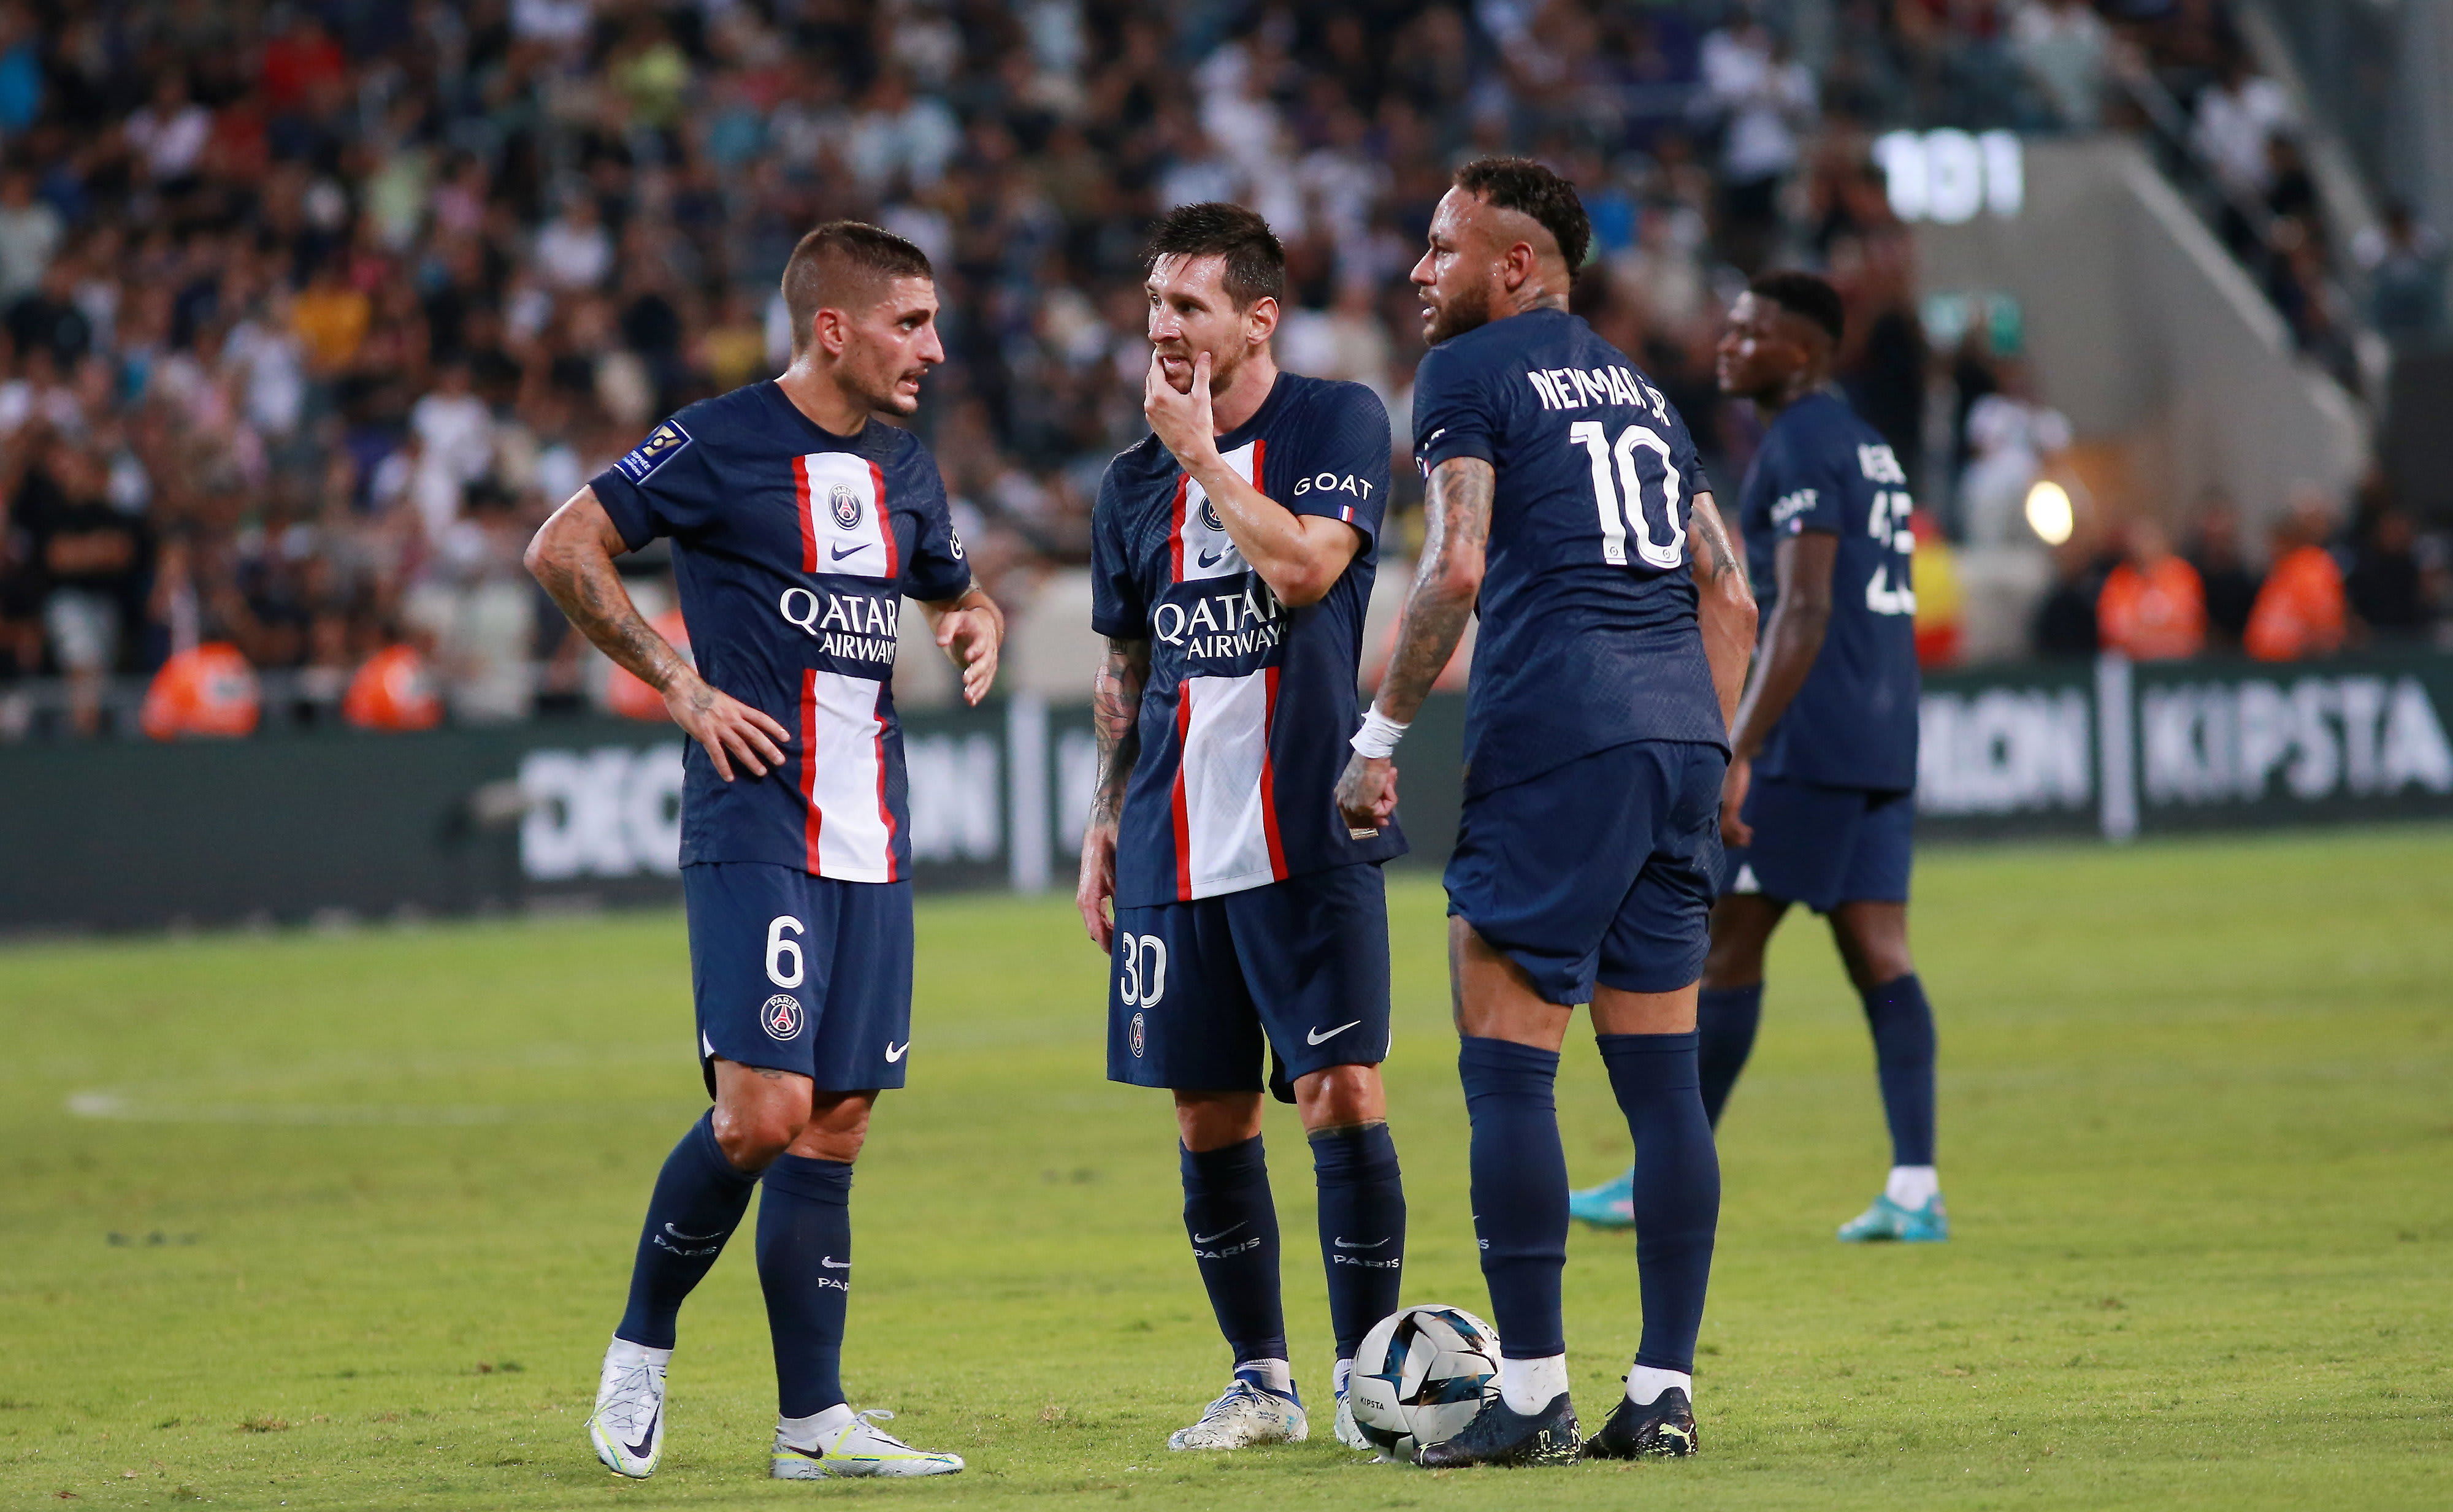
[1350,706,1410,760]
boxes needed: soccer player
[525,223,1003,1481]
[1077,204,1410,1454]
[1337,159,1757,1467]
[1566,272,1945,1244]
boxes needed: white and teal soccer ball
[1347,1304,1502,1460]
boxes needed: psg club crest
[762,993,805,1042]
[1128,1012,1146,1058]
[1199,498,1224,533]
[830,484,862,531]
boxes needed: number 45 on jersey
[1860,443,1916,618]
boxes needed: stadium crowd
[0,0,2443,739]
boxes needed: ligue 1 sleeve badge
[762,993,805,1041]
[830,484,863,530]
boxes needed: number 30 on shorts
[1116,931,1168,1007]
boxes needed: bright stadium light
[2026,480,2075,545]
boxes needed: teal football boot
[1837,1193,1949,1243]
[1568,1166,1636,1228]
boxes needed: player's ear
[813,307,846,359]
[1244,295,1279,349]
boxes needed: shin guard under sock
[616,1112,760,1350]
[1181,1136,1287,1367]
[1456,1036,1568,1361]
[756,1153,854,1418]
[1861,974,1937,1168]
[1309,1122,1406,1360]
[1598,1031,1720,1375]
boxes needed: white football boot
[586,1337,669,1478]
[1168,1380,1309,1451]
[770,1406,965,1479]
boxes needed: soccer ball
[1346,1304,1502,1460]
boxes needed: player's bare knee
[711,1103,800,1171]
[1294,1063,1385,1132]
[1174,1091,1263,1151]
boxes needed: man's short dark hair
[1142,202,1286,309]
[782,221,933,349]
[1750,270,1845,346]
[1453,157,1591,275]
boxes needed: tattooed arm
[1076,635,1150,950]
[1686,492,1758,732]
[524,486,790,781]
[1334,456,1493,830]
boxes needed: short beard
[855,368,923,417]
[1424,283,1496,346]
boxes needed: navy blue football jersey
[590,380,973,880]
[1736,390,1920,791]
[1092,372,1407,906]
[1412,308,1724,796]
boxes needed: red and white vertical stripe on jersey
[1169,670,1290,899]
[798,668,897,883]
[793,452,897,581]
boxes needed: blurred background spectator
[0,0,2437,741]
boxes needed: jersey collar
[1209,369,1290,456]
[761,379,887,453]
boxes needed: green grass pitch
[2,827,2447,1510]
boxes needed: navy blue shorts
[1445,740,1726,1006]
[1108,862,1392,1094]
[683,861,912,1096]
[1718,776,1913,914]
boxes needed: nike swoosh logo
[831,541,868,560]
[1196,547,1227,568]
[624,1405,659,1460]
[821,1256,849,1269]
[1306,1020,1363,1045]
[1192,1223,1247,1244]
[664,1223,724,1242]
[1333,1235,1391,1249]
[884,1040,909,1063]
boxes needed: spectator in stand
[2244,494,2349,662]
[2034,536,2110,659]
[18,432,148,734]
[1699,8,1818,273]
[0,166,61,306]
[2193,48,2294,254]
[2184,493,2263,649]
[2012,0,2113,130]
[2344,508,2432,643]
[2097,517,2206,661]
[2357,200,2449,349]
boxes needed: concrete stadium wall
[1915,137,2369,541]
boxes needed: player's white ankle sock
[1333,1357,1353,1397]
[1625,1365,1692,1407]
[1500,1354,1568,1415]
[1886,1165,1940,1208]
[1233,1357,1293,1397]
[777,1402,854,1448]
[607,1337,673,1370]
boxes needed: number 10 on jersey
[1569,421,1687,570]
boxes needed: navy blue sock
[1181,1137,1287,1372]
[1696,983,1766,1128]
[615,1112,759,1350]
[756,1153,854,1418]
[1598,1032,1720,1375]
[1310,1123,1406,1360]
[1862,974,1937,1167]
[1456,1036,1567,1361]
